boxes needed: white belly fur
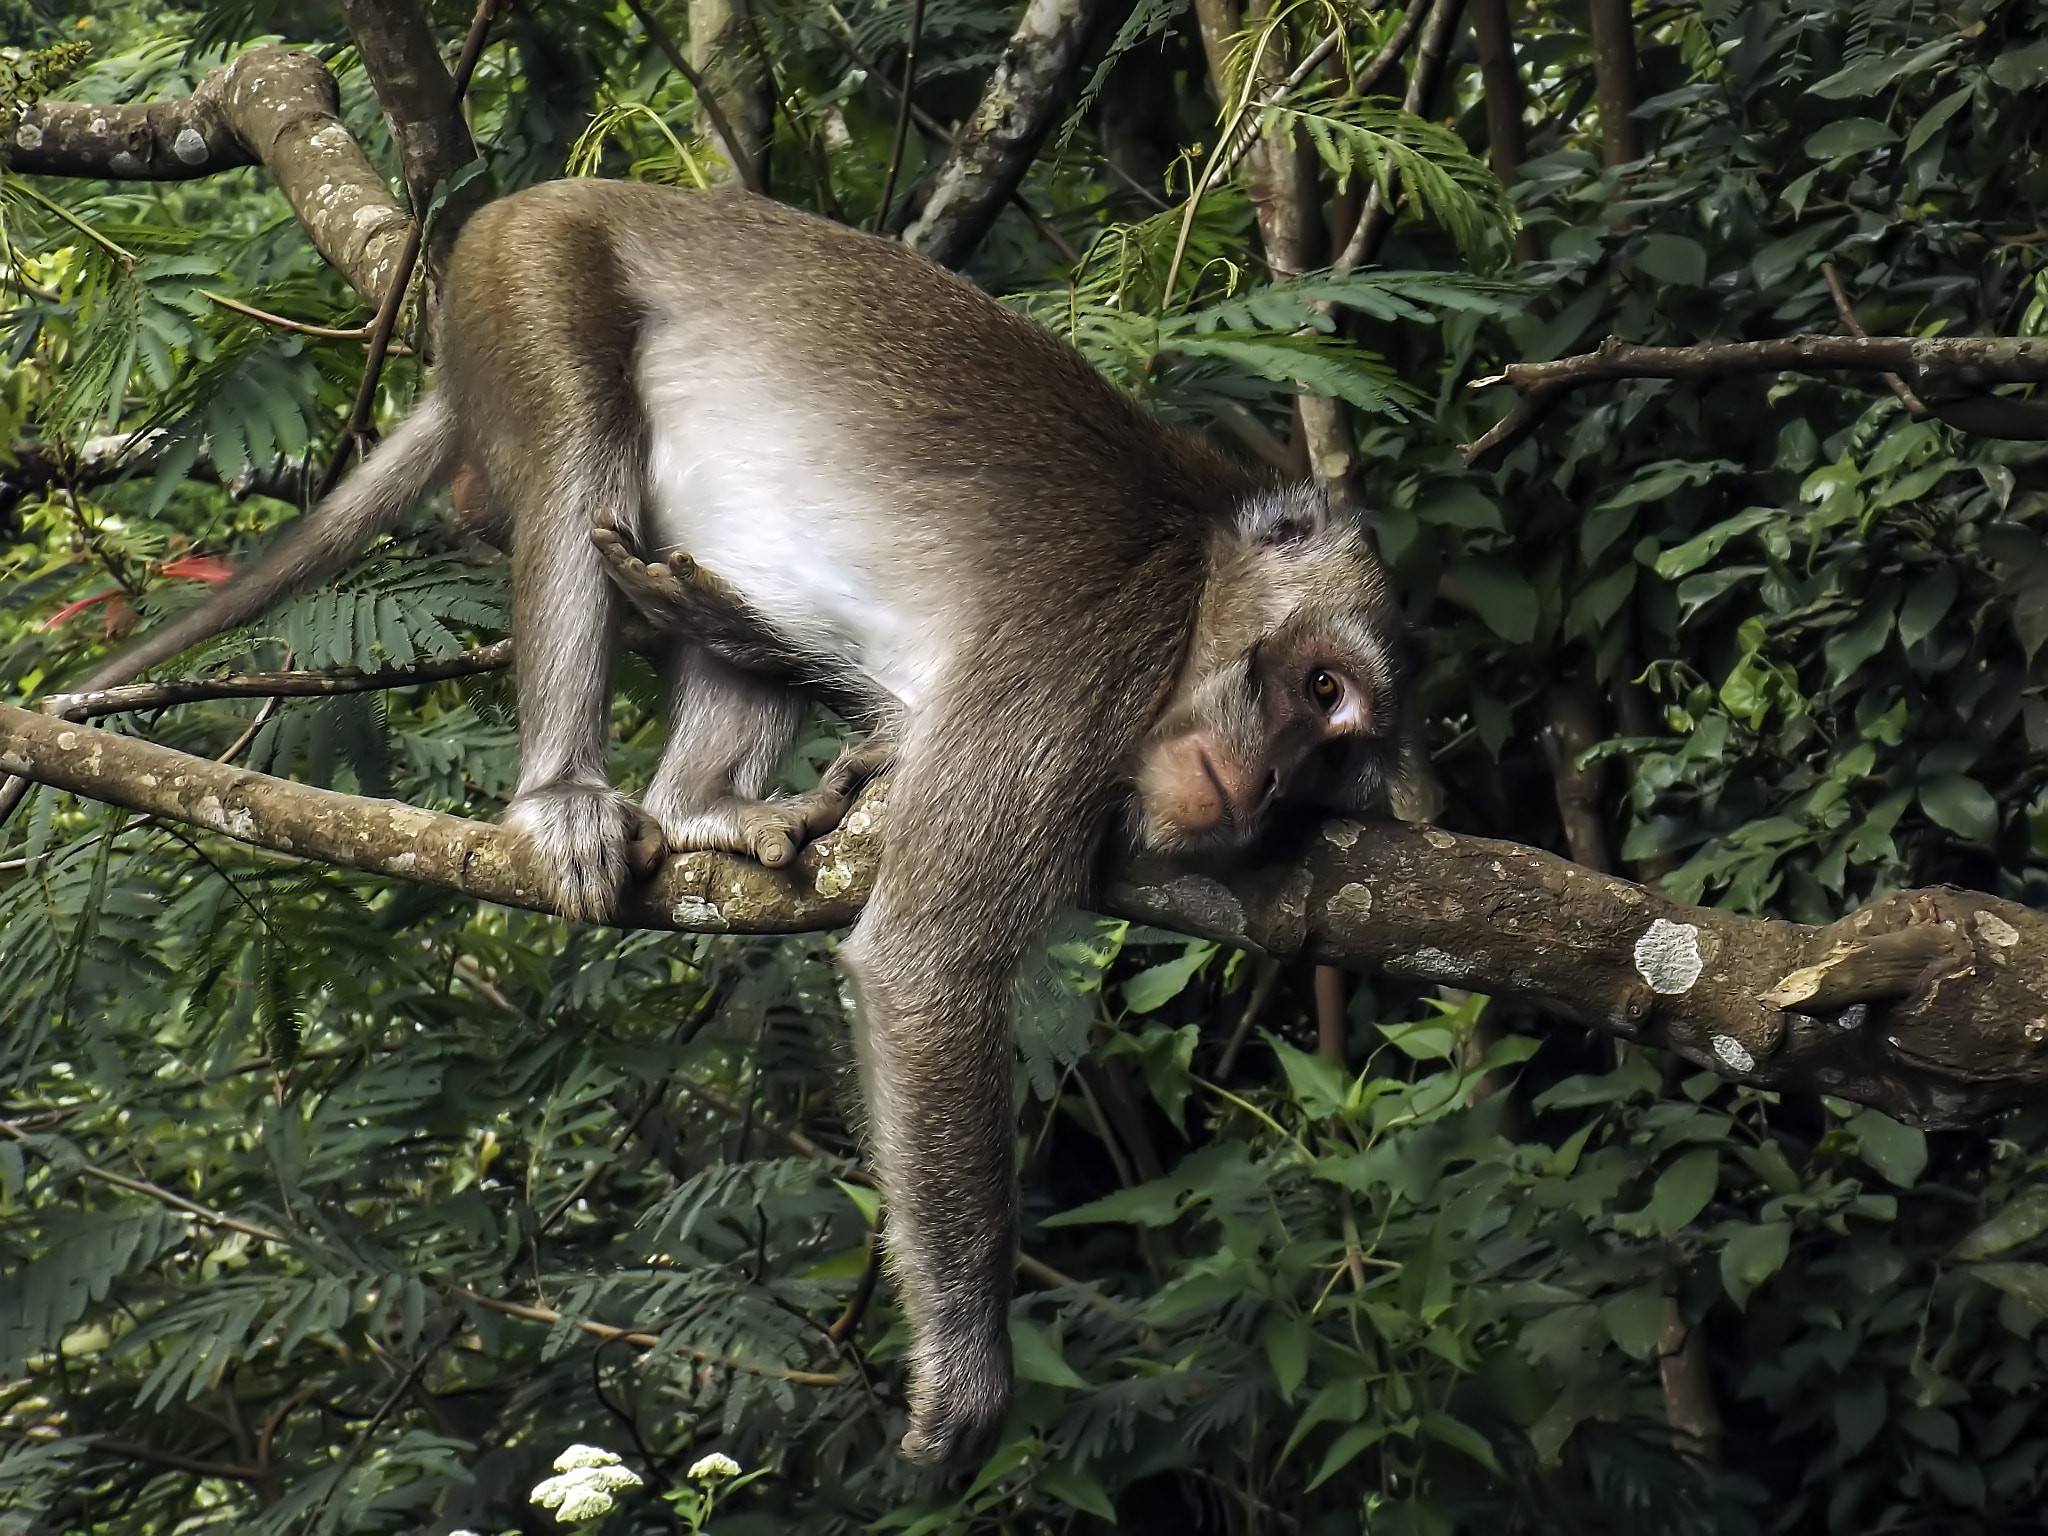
[635,326,941,711]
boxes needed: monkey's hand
[502,783,666,923]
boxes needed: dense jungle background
[3,0,2048,1531]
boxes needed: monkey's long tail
[67,394,461,696]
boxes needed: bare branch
[6,703,2046,1130]
[0,1118,291,1246]
[1822,261,1925,413]
[451,1286,847,1387]
[622,0,766,197]
[1333,0,1466,272]
[0,1428,263,1484]
[822,5,1083,262]
[902,0,1110,268]
[1465,332,2048,466]
[40,641,513,722]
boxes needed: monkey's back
[445,180,1258,571]
[443,179,1264,723]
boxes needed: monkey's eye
[1308,669,1343,712]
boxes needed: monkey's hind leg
[499,462,665,922]
[641,645,818,867]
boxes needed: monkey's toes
[753,830,798,868]
[626,807,668,877]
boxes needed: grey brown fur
[63,181,1419,1464]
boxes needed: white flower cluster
[687,1452,741,1481]
[530,1443,645,1524]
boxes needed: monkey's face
[1130,488,1407,854]
[1131,617,1401,852]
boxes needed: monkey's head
[1131,483,1409,854]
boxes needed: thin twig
[41,640,514,722]
[0,1427,261,1483]
[452,1286,846,1386]
[827,1228,883,1342]
[536,1079,672,1237]
[1464,331,2048,465]
[448,0,500,97]
[201,290,375,340]
[1216,961,1282,1079]
[676,1073,850,1170]
[313,231,417,503]
[0,1118,289,1245]
[1333,0,1466,273]
[1822,261,1928,414]
[875,0,926,229]
[622,0,765,196]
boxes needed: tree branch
[337,0,489,264]
[822,4,1082,262]
[39,641,513,722]
[1333,0,1466,272]
[6,46,413,308]
[1465,332,2048,466]
[450,1287,846,1387]
[6,703,2045,1130]
[0,1427,263,1484]
[0,1118,290,1246]
[901,0,1110,268]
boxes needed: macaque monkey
[56,181,1425,1464]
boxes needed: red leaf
[158,554,235,584]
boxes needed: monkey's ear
[1234,483,1331,548]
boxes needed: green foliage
[4,0,2048,1533]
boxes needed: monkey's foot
[502,783,665,923]
[901,1334,1013,1467]
[649,738,894,869]
[591,516,704,632]
[649,793,840,870]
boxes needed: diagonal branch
[902,0,1111,268]
[337,0,490,261]
[4,702,2046,1130]
[0,1119,291,1246]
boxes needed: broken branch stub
[1,701,2042,1129]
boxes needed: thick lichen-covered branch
[3,700,2043,1131]
[5,45,413,307]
